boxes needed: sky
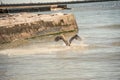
[0,0,82,4]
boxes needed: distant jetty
[0,0,119,13]
[0,4,69,13]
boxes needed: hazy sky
[0,0,80,4]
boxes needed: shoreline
[0,0,119,7]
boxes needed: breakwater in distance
[0,0,118,13]
[0,4,70,13]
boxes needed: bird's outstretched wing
[69,34,81,44]
[55,35,70,46]
[55,36,62,42]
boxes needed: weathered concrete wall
[0,13,78,44]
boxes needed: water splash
[0,41,89,57]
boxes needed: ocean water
[0,1,120,80]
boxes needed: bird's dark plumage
[55,34,81,46]
[55,34,70,46]
[69,34,81,44]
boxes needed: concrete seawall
[0,13,78,44]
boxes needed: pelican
[55,34,81,46]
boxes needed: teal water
[0,1,120,80]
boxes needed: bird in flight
[55,34,81,46]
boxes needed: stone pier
[0,13,78,44]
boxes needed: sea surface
[0,1,120,80]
